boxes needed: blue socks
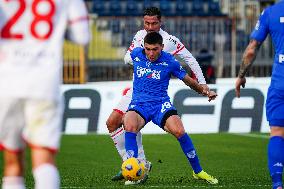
[125,132,138,158]
[268,136,284,189]
[178,133,202,174]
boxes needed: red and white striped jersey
[0,0,90,100]
[124,28,206,84]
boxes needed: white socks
[137,132,146,161]
[110,126,146,161]
[2,176,25,189]
[2,164,59,189]
[33,164,60,189]
[110,127,126,160]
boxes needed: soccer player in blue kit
[235,1,284,189]
[123,32,218,184]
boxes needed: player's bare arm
[182,75,217,101]
[235,39,262,97]
[200,84,210,94]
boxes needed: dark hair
[144,32,163,45]
[143,7,161,20]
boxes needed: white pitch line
[61,184,271,188]
[231,133,270,139]
[146,185,271,188]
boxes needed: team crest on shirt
[146,61,151,67]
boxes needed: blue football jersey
[250,1,284,90]
[130,47,186,104]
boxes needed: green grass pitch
[0,133,272,188]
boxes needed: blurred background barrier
[61,78,270,134]
[63,0,276,84]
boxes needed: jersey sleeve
[67,0,90,45]
[250,8,270,42]
[124,31,143,65]
[171,58,187,80]
[130,47,141,62]
[169,35,206,84]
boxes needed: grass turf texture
[0,133,272,188]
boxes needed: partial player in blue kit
[123,32,218,185]
[235,1,284,189]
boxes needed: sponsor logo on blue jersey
[137,66,161,79]
[157,61,168,66]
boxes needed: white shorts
[0,98,63,153]
[113,87,133,115]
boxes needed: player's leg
[23,99,62,189]
[0,98,26,189]
[163,114,202,173]
[107,110,126,159]
[107,110,127,181]
[268,127,284,189]
[2,150,25,189]
[108,88,147,181]
[123,110,146,159]
[163,114,218,184]
[31,148,59,189]
[266,88,284,189]
[108,111,146,161]
[123,109,151,185]
[107,88,146,161]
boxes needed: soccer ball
[121,157,145,181]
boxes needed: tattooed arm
[235,40,262,97]
[238,40,262,78]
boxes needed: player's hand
[200,87,217,102]
[207,90,217,102]
[200,84,209,93]
[235,77,246,98]
[200,84,210,96]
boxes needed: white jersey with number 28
[0,0,90,100]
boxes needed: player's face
[144,43,164,62]
[143,16,161,33]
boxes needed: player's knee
[4,160,23,176]
[172,128,185,138]
[31,148,56,169]
[4,152,24,176]
[124,123,138,133]
[106,117,121,133]
[270,127,284,137]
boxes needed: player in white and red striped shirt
[0,0,90,188]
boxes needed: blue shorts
[128,100,178,128]
[266,87,284,127]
